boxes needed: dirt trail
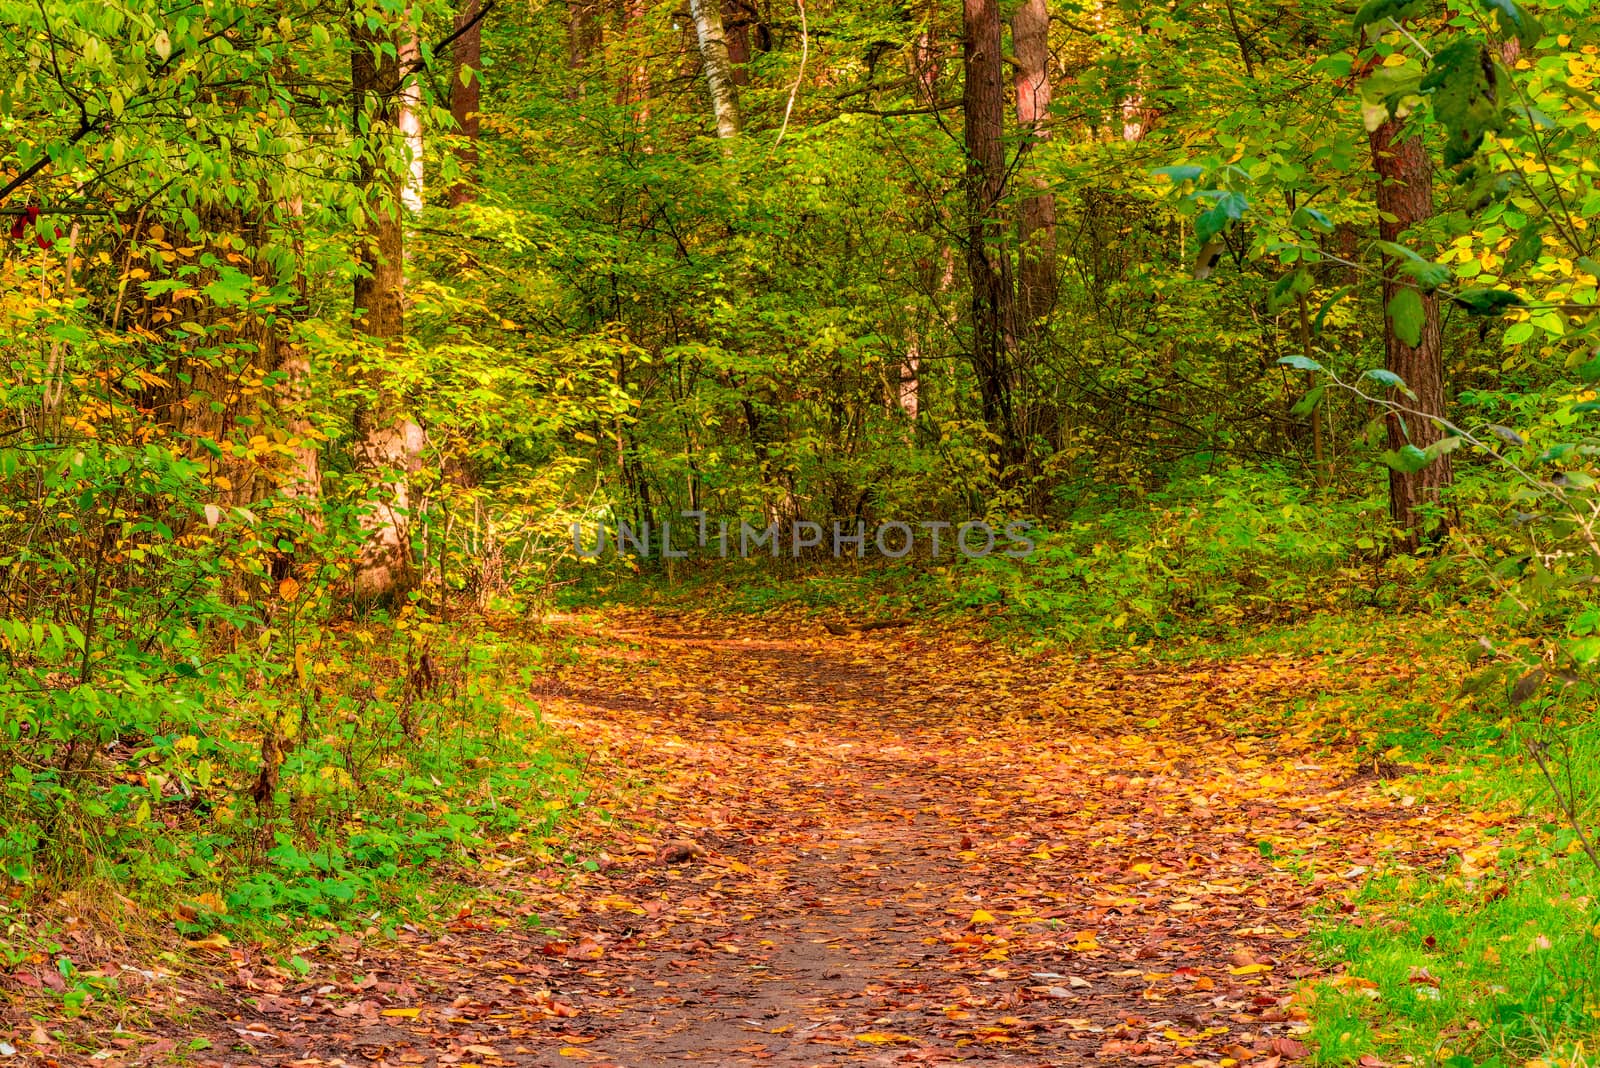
[187,609,1498,1067]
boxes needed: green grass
[1298,673,1600,1066]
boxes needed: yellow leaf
[970,909,997,924]
[1229,963,1271,975]
[380,1007,421,1018]
[855,1032,918,1045]
[184,933,231,952]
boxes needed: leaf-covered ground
[139,610,1504,1065]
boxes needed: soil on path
[183,609,1496,1067]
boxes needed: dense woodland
[6,0,1600,1059]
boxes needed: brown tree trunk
[723,0,752,85]
[450,0,483,205]
[1369,117,1452,549]
[911,0,940,103]
[1011,0,1055,328]
[962,0,1018,470]
[353,19,424,603]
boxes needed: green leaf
[1353,0,1428,32]
[1478,0,1542,47]
[1364,368,1418,399]
[1291,206,1334,233]
[1195,191,1248,244]
[1375,241,1451,291]
[1278,354,1324,372]
[1290,384,1325,418]
[1381,444,1433,473]
[1501,222,1545,274]
[1268,269,1313,313]
[1360,61,1425,130]
[1388,287,1426,347]
[1421,40,1502,166]
[1451,287,1526,315]
[1569,636,1600,666]
[1425,435,1463,460]
[1151,165,1204,183]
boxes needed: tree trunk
[911,0,941,103]
[352,19,424,603]
[567,0,600,75]
[450,0,483,206]
[399,27,425,215]
[962,0,1017,470]
[1369,116,1452,549]
[1011,0,1055,328]
[688,0,742,139]
[723,0,752,85]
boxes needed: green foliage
[1421,40,1503,166]
[947,467,1394,647]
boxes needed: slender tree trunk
[689,0,742,138]
[614,0,652,122]
[399,27,425,214]
[1012,0,1055,328]
[450,0,483,205]
[962,0,1017,470]
[911,0,940,103]
[567,0,600,75]
[1369,116,1451,548]
[352,19,424,602]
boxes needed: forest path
[194,609,1498,1067]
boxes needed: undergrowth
[0,615,590,1025]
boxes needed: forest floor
[149,608,1505,1067]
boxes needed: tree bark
[962,0,1017,469]
[723,0,752,85]
[689,0,743,139]
[352,18,424,603]
[1011,0,1055,328]
[450,0,483,206]
[911,0,941,103]
[1369,116,1452,548]
[399,27,425,214]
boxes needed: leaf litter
[62,608,1506,1066]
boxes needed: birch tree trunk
[399,28,425,214]
[689,0,742,139]
[352,17,424,602]
[1369,116,1452,548]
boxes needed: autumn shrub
[0,297,588,940]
